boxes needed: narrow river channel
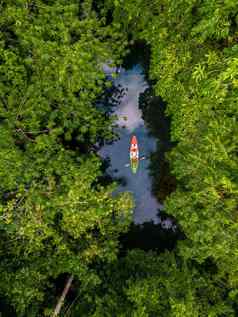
[99,64,165,224]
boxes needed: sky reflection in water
[99,65,163,224]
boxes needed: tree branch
[52,275,74,317]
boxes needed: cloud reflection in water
[99,65,163,224]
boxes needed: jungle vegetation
[0,0,238,316]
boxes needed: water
[99,64,164,224]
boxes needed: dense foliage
[0,1,133,315]
[1,0,238,316]
[72,250,234,317]
[102,0,238,315]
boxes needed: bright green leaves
[107,0,238,315]
[158,0,238,287]
[192,63,207,82]
[0,0,133,315]
[0,0,126,149]
[191,3,231,42]
[1,0,238,315]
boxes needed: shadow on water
[122,40,151,80]
[139,86,178,203]
[119,221,184,256]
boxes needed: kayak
[130,135,139,173]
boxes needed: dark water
[99,64,176,228]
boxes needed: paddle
[124,156,147,167]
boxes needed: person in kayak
[130,136,139,173]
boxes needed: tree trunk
[52,275,74,317]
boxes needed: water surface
[99,64,163,224]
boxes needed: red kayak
[130,135,139,173]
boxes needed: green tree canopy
[0,1,133,315]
